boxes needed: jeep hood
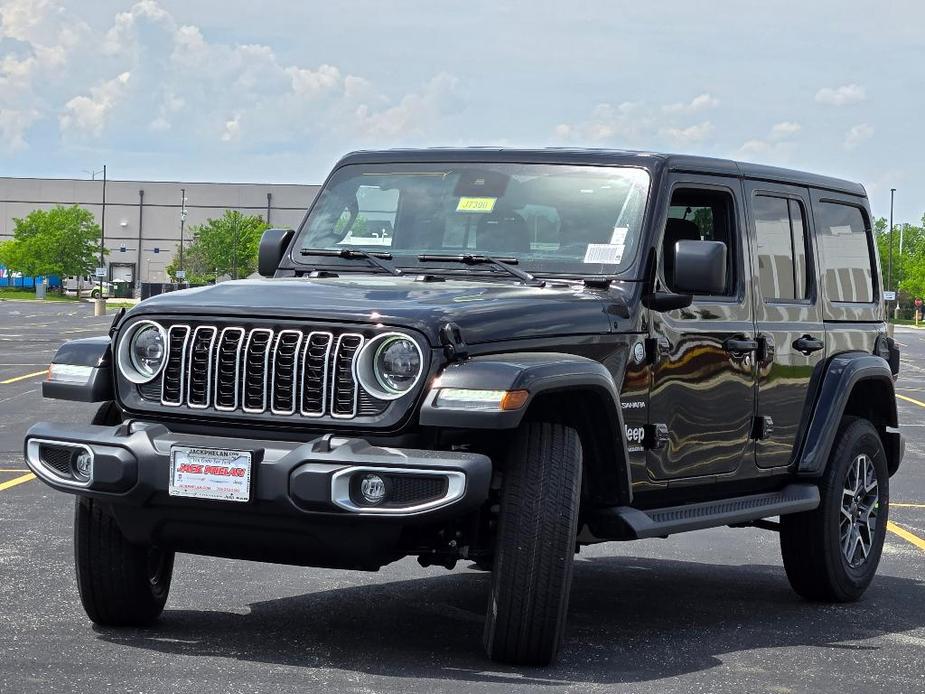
[130,275,625,346]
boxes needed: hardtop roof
[337,147,866,197]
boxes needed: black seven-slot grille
[151,323,384,419]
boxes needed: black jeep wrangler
[26,149,903,666]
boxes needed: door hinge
[752,416,774,440]
[644,423,669,450]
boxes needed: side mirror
[258,228,294,277]
[673,240,727,295]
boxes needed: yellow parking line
[0,369,47,385]
[893,502,925,508]
[896,393,925,408]
[0,469,28,473]
[0,472,36,491]
[887,521,925,552]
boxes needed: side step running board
[589,484,820,540]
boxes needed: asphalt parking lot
[0,301,922,694]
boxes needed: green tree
[166,210,269,283]
[0,206,102,280]
[875,215,925,303]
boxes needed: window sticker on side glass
[456,197,497,213]
[583,243,624,264]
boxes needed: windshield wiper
[417,254,543,286]
[300,248,401,276]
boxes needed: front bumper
[25,420,490,517]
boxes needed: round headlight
[118,320,167,384]
[131,325,165,379]
[375,336,422,393]
[356,332,424,400]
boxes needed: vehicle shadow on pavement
[93,555,925,686]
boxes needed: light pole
[95,165,108,316]
[889,188,897,321]
[178,189,188,286]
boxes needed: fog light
[72,451,92,481]
[359,473,386,505]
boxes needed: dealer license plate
[169,445,253,503]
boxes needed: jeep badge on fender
[26,148,902,666]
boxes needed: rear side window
[815,202,874,303]
[754,196,809,301]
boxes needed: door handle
[724,336,759,354]
[793,335,824,355]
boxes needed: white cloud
[733,136,798,165]
[103,0,173,56]
[663,93,719,114]
[287,64,341,97]
[844,123,874,149]
[815,83,866,106]
[60,71,131,135]
[554,97,720,149]
[1,0,465,151]
[0,0,57,42]
[0,107,41,150]
[553,101,652,144]
[221,114,241,142]
[662,121,713,144]
[770,121,801,139]
[352,73,463,139]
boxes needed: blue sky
[1,0,922,223]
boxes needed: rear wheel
[483,421,582,666]
[74,496,174,626]
[780,417,889,602]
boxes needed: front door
[647,178,757,480]
[745,182,826,468]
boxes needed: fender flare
[42,336,114,403]
[419,352,631,503]
[797,352,900,476]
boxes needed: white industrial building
[0,177,319,285]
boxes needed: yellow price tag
[456,197,497,213]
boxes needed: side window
[815,202,874,303]
[664,189,737,296]
[754,196,810,301]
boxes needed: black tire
[74,496,174,626]
[90,289,100,300]
[780,417,889,602]
[483,421,582,666]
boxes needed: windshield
[295,162,650,276]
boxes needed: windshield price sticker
[456,196,497,213]
[583,243,624,264]
[169,446,252,503]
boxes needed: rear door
[744,181,826,469]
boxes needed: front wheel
[483,421,582,666]
[780,417,889,602]
[74,497,174,626]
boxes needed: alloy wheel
[840,453,879,568]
